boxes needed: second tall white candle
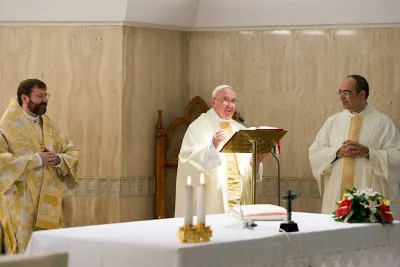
[197,173,206,224]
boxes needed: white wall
[0,0,126,22]
[195,0,400,29]
[125,0,198,27]
[0,0,399,28]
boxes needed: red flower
[378,204,394,223]
[337,199,352,218]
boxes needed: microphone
[238,116,249,127]
[223,188,257,229]
[238,116,282,207]
[237,197,257,229]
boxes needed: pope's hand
[212,130,229,149]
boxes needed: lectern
[220,128,287,205]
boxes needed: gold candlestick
[178,224,212,243]
[178,225,199,243]
[196,223,212,242]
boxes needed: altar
[26,212,400,267]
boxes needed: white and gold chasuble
[175,108,263,217]
[309,105,400,216]
[0,99,79,253]
[218,121,242,208]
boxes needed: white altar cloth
[26,212,400,267]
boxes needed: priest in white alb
[309,75,400,216]
[174,85,266,217]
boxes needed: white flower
[355,188,378,198]
[360,200,380,214]
[344,193,354,200]
[363,188,378,197]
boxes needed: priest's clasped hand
[337,140,369,158]
[38,147,61,167]
[213,130,229,149]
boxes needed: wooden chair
[155,96,209,218]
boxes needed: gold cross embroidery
[219,122,242,208]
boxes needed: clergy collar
[347,104,370,117]
[209,108,234,123]
[24,111,41,124]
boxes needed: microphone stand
[270,150,281,207]
[238,117,257,205]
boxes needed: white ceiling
[0,0,399,29]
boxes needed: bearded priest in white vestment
[174,85,266,217]
[309,75,400,216]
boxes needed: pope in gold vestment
[0,98,79,253]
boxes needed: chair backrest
[0,252,68,267]
[0,223,5,255]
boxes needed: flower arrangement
[333,188,394,224]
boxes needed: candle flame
[187,176,191,186]
[200,173,204,185]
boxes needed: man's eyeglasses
[337,90,358,97]
[30,93,51,99]
[213,98,237,105]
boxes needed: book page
[258,126,281,130]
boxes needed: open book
[246,126,284,130]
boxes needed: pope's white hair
[212,84,233,98]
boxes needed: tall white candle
[197,173,206,224]
[184,176,193,225]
